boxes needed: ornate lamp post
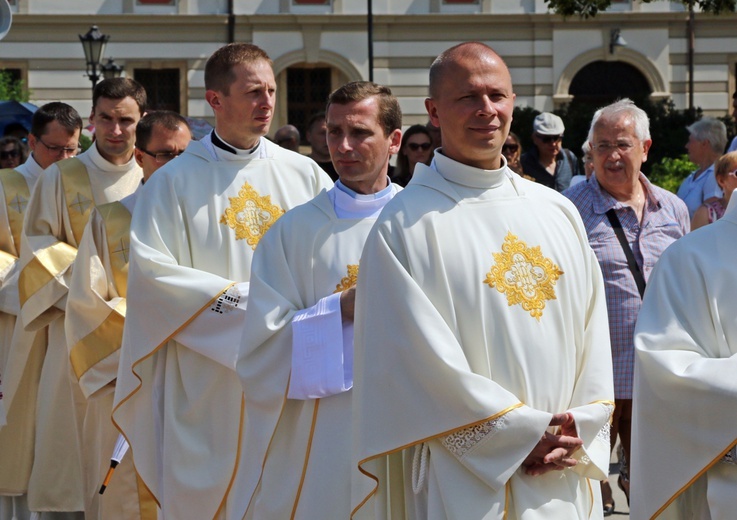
[101,58,124,80]
[79,25,110,89]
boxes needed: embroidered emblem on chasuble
[334,264,359,293]
[484,232,563,321]
[219,182,285,249]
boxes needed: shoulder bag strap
[605,208,646,298]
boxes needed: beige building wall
[2,1,736,133]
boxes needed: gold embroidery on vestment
[484,232,563,321]
[334,264,359,293]
[219,182,284,249]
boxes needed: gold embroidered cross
[484,232,563,321]
[69,192,92,215]
[9,194,28,214]
[112,238,129,263]
[219,182,284,249]
[334,264,359,293]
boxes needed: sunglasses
[502,144,519,153]
[408,142,432,152]
[0,149,20,160]
[536,134,563,144]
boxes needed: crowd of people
[0,40,734,520]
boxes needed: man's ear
[641,138,653,163]
[425,98,439,128]
[134,147,145,168]
[205,90,221,112]
[388,129,402,156]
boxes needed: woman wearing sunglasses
[0,135,28,169]
[393,124,433,186]
[502,131,524,175]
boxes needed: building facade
[2,0,736,139]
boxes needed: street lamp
[101,58,124,80]
[79,25,109,89]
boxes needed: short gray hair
[587,98,650,143]
[687,117,727,154]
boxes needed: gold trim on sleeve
[0,249,17,273]
[18,241,78,306]
[69,299,127,380]
[484,232,563,321]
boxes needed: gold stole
[58,157,95,246]
[0,167,30,257]
[69,202,130,381]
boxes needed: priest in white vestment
[65,111,191,520]
[237,82,402,519]
[11,80,144,516]
[111,44,333,520]
[351,42,614,520]
[1,103,83,520]
[631,192,737,519]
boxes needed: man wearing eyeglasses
[0,101,82,520]
[563,98,688,516]
[521,112,581,192]
[64,111,190,520]
[11,78,144,519]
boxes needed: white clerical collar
[23,153,45,185]
[89,141,138,173]
[330,179,397,219]
[432,150,509,189]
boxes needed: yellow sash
[58,158,94,246]
[0,167,30,256]
[98,201,131,298]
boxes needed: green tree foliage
[648,154,696,193]
[0,70,31,102]
[546,0,734,18]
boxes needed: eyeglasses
[0,149,20,160]
[502,144,519,153]
[592,141,636,155]
[139,148,183,164]
[407,142,432,152]
[535,134,563,144]
[37,136,81,156]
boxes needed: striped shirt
[564,174,689,398]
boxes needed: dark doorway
[569,60,652,107]
[286,67,332,144]
[134,68,181,112]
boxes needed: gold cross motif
[112,238,129,263]
[484,232,563,321]
[70,192,92,215]
[9,194,28,214]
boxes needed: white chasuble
[11,144,141,512]
[0,158,45,520]
[631,195,737,520]
[351,153,614,520]
[237,184,399,519]
[64,190,155,520]
[112,137,333,520]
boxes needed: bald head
[429,42,509,99]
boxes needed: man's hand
[340,287,356,323]
[522,412,582,476]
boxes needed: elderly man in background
[352,42,614,519]
[0,102,82,520]
[521,112,580,192]
[273,124,301,152]
[677,117,727,217]
[305,111,338,181]
[564,98,689,513]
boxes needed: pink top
[703,198,726,223]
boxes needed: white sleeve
[288,291,353,400]
[173,282,250,370]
